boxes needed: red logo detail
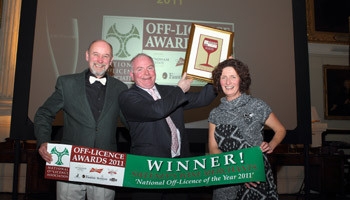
[176,58,185,66]
[90,168,103,173]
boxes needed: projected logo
[103,16,144,61]
[106,23,140,58]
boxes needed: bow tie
[89,76,106,85]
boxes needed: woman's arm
[262,112,286,153]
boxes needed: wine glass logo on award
[201,38,218,68]
[182,23,233,83]
[193,35,222,73]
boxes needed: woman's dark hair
[212,59,251,94]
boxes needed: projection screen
[28,0,297,130]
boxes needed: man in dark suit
[34,40,127,200]
[118,53,217,199]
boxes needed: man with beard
[34,40,128,200]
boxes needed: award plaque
[183,23,234,82]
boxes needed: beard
[91,63,108,77]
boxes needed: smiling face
[220,66,241,101]
[85,40,113,78]
[130,55,156,89]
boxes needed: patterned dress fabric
[209,93,278,200]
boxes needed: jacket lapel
[98,75,115,122]
[155,84,166,98]
[76,70,95,123]
[132,84,154,100]
[154,84,181,131]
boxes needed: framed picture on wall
[306,0,349,45]
[323,65,350,119]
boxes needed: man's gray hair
[87,40,113,56]
[130,53,154,72]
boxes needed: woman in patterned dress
[208,59,286,200]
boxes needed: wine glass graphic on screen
[45,16,79,78]
[201,38,218,68]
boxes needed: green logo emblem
[50,147,69,165]
[106,23,140,58]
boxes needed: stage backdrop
[28,0,298,132]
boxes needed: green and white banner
[45,143,265,188]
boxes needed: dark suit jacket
[118,83,217,158]
[34,69,128,152]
